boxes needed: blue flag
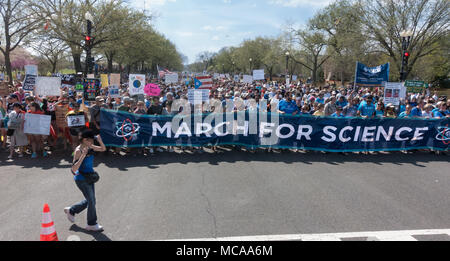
[194,78,202,89]
[355,62,390,87]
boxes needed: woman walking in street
[65,129,106,232]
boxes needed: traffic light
[85,36,92,47]
[402,51,410,66]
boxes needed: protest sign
[144,83,161,97]
[109,85,120,98]
[384,82,404,106]
[243,75,253,84]
[0,82,9,97]
[60,74,77,89]
[75,83,84,93]
[292,75,298,81]
[87,74,95,79]
[22,65,39,91]
[23,75,37,91]
[110,74,121,86]
[67,115,86,127]
[165,73,178,84]
[405,80,426,93]
[253,69,265,81]
[0,73,4,82]
[25,65,38,76]
[355,62,390,87]
[213,73,220,79]
[129,74,145,96]
[35,77,61,97]
[101,110,450,152]
[84,78,100,101]
[234,75,240,82]
[101,74,109,88]
[24,113,51,135]
[188,89,210,105]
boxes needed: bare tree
[30,35,68,73]
[0,0,42,84]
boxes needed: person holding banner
[7,103,28,159]
[26,103,48,158]
[433,102,448,119]
[357,95,376,118]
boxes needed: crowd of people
[1,76,449,159]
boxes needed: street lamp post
[249,58,253,74]
[400,30,413,82]
[285,51,290,78]
[85,12,94,77]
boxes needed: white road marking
[162,229,450,241]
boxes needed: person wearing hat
[385,104,397,118]
[7,103,28,159]
[118,97,132,112]
[89,96,106,135]
[66,129,106,232]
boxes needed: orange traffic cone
[40,204,59,241]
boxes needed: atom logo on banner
[436,125,450,145]
[115,119,141,142]
[129,74,145,96]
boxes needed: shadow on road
[69,224,112,241]
[0,147,447,171]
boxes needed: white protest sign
[24,113,51,135]
[67,115,86,127]
[292,75,298,81]
[252,69,265,81]
[165,73,179,84]
[243,75,253,84]
[384,82,403,106]
[213,73,220,79]
[129,74,145,96]
[234,75,240,82]
[35,77,61,97]
[25,65,38,76]
[188,89,210,105]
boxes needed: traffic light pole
[85,19,93,77]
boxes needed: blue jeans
[70,179,97,226]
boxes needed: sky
[130,0,333,64]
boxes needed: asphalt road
[0,148,449,241]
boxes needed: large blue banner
[100,109,450,152]
[355,62,390,87]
